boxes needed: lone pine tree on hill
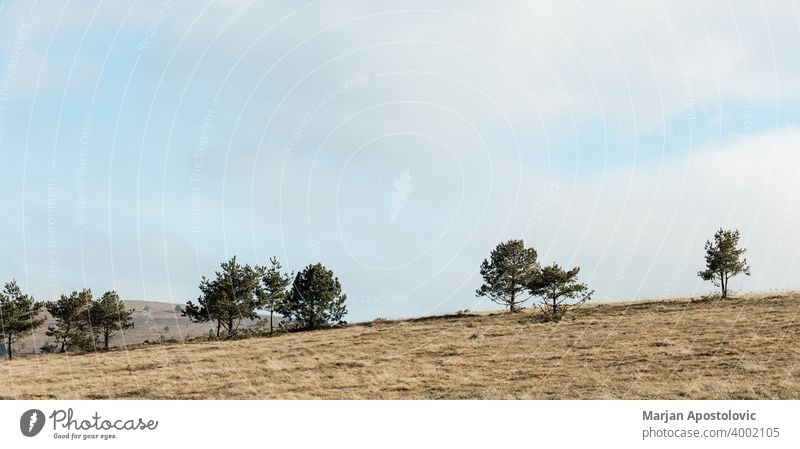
[697,228,751,299]
[0,281,45,360]
[475,239,539,312]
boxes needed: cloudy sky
[1,1,799,321]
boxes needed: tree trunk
[509,272,517,312]
[722,279,726,299]
[215,321,220,338]
[104,330,110,350]
[6,335,12,361]
[721,270,727,299]
[60,324,69,352]
[269,308,274,335]
[552,298,557,319]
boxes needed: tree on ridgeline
[46,289,94,352]
[283,263,347,330]
[528,263,593,321]
[259,256,291,335]
[0,281,45,360]
[88,291,135,350]
[183,256,264,338]
[697,228,751,299]
[475,239,540,312]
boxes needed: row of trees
[0,227,753,357]
[0,256,350,358]
[476,228,751,319]
[182,257,348,337]
[44,290,134,353]
[0,284,134,359]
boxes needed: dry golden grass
[2,292,799,399]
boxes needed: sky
[1,0,799,322]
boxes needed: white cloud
[6,0,798,128]
[177,0,800,131]
[232,123,800,319]
[514,126,800,301]
[2,1,799,319]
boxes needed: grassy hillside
[9,301,219,354]
[2,292,799,399]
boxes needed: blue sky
[1,1,799,322]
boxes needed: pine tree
[528,263,593,321]
[475,239,539,312]
[183,256,263,338]
[0,281,45,360]
[46,289,94,352]
[284,263,347,330]
[698,228,751,299]
[260,257,291,335]
[88,291,135,350]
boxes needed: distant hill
[9,300,271,354]
[3,292,799,399]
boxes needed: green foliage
[88,291,135,350]
[697,228,751,299]
[0,280,45,360]
[284,263,347,330]
[46,289,94,352]
[475,239,539,312]
[528,263,593,321]
[43,290,134,353]
[183,256,264,338]
[260,256,291,334]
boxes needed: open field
[2,292,799,399]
